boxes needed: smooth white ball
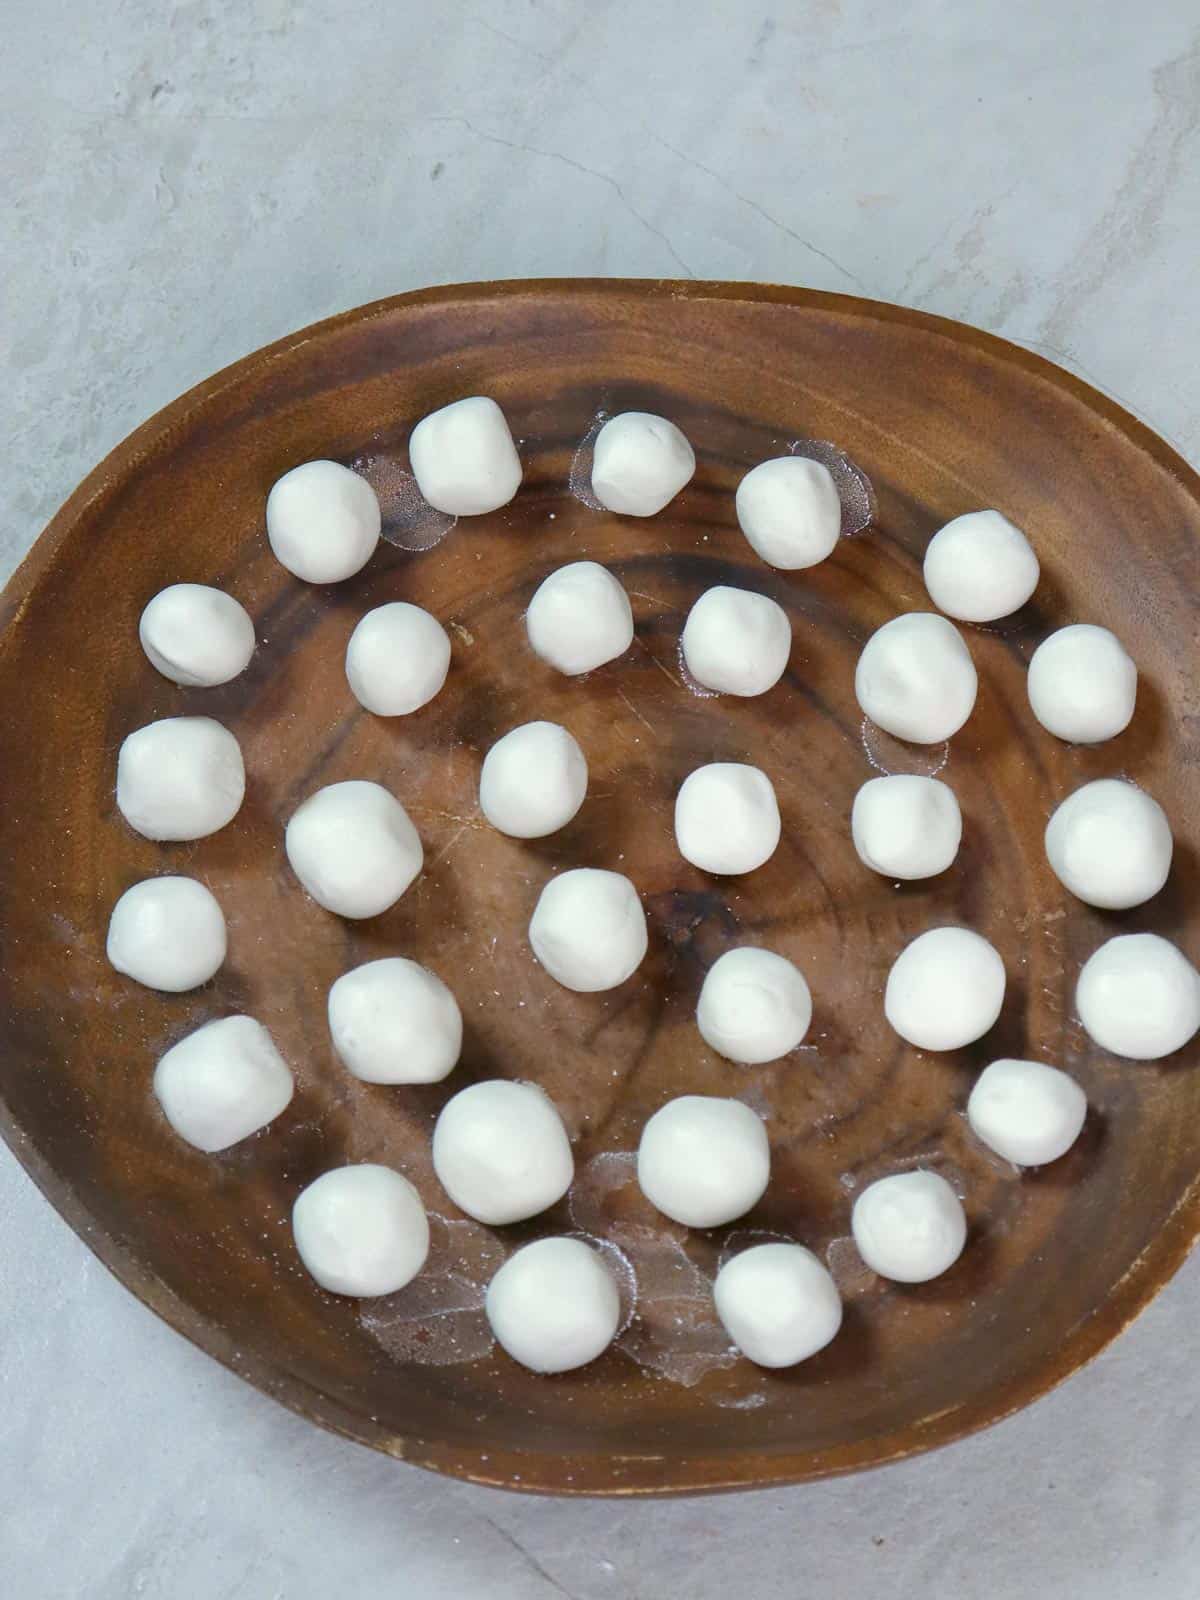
[855,612,978,744]
[292,1164,429,1298]
[486,1237,621,1373]
[922,509,1039,622]
[328,957,462,1084]
[525,561,634,675]
[1076,934,1200,1061]
[851,775,963,880]
[266,460,380,583]
[681,585,792,697]
[528,867,647,992]
[139,584,255,687]
[675,763,781,875]
[116,716,245,841]
[154,1015,294,1153]
[713,1243,842,1367]
[735,456,842,570]
[408,395,522,516]
[1045,779,1172,910]
[696,947,812,1064]
[345,602,451,716]
[479,722,588,839]
[107,876,227,993]
[637,1095,770,1228]
[432,1079,574,1225]
[967,1058,1088,1167]
[885,926,1006,1051]
[1027,624,1137,744]
[285,780,423,918]
[590,411,695,516]
[852,1171,967,1283]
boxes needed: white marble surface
[4,1,1200,1593]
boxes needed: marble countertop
[4,1,1199,1594]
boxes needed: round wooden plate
[1,281,1197,1496]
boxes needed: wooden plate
[1,281,1197,1496]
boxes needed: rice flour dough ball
[851,774,963,880]
[292,1164,429,1297]
[922,509,1039,622]
[675,763,781,875]
[408,395,522,516]
[1045,779,1172,909]
[885,927,1006,1051]
[432,1079,574,1225]
[528,867,647,991]
[855,612,978,744]
[1075,934,1200,1061]
[967,1058,1087,1167]
[590,411,695,516]
[285,780,423,918]
[479,722,588,839]
[1026,624,1137,744]
[117,716,245,841]
[266,460,381,583]
[154,1015,294,1153]
[713,1243,842,1367]
[696,947,812,1064]
[852,1171,967,1283]
[637,1095,770,1228]
[328,957,462,1084]
[138,584,256,687]
[525,561,634,675]
[735,455,842,570]
[681,585,792,697]
[486,1237,621,1373]
[345,602,451,715]
[107,876,227,993]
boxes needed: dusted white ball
[266,460,380,583]
[922,509,1039,622]
[154,1015,294,1153]
[117,716,245,841]
[851,774,962,880]
[292,1164,429,1297]
[107,876,226,993]
[852,1171,966,1283]
[735,455,842,570]
[408,395,522,516]
[432,1079,574,1225]
[885,927,1006,1051]
[285,780,423,919]
[479,722,588,839]
[675,763,781,876]
[526,561,634,675]
[328,957,462,1084]
[528,867,647,991]
[1076,934,1200,1061]
[1045,779,1172,909]
[967,1058,1087,1167]
[486,1237,621,1373]
[139,584,255,687]
[681,585,792,697]
[590,411,695,517]
[855,612,978,744]
[713,1243,842,1367]
[345,602,451,716]
[1027,624,1137,744]
[637,1095,770,1228]
[696,947,812,1064]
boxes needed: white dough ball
[328,957,462,1084]
[139,584,256,687]
[590,411,695,517]
[408,395,522,516]
[885,926,1006,1051]
[713,1243,842,1367]
[922,509,1039,622]
[266,460,381,583]
[1045,779,1172,910]
[1076,933,1200,1061]
[432,1079,574,1225]
[479,722,588,839]
[486,1237,621,1373]
[855,612,978,744]
[529,868,647,992]
[285,780,423,919]
[852,1171,967,1283]
[154,1015,294,1153]
[851,774,963,880]
[292,1164,429,1297]
[967,1058,1087,1167]
[525,561,634,675]
[735,456,842,570]
[696,947,812,1064]
[345,602,451,716]
[1026,624,1137,744]
[107,876,227,993]
[675,763,781,876]
[637,1095,770,1228]
[116,716,245,841]
[681,585,792,697]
